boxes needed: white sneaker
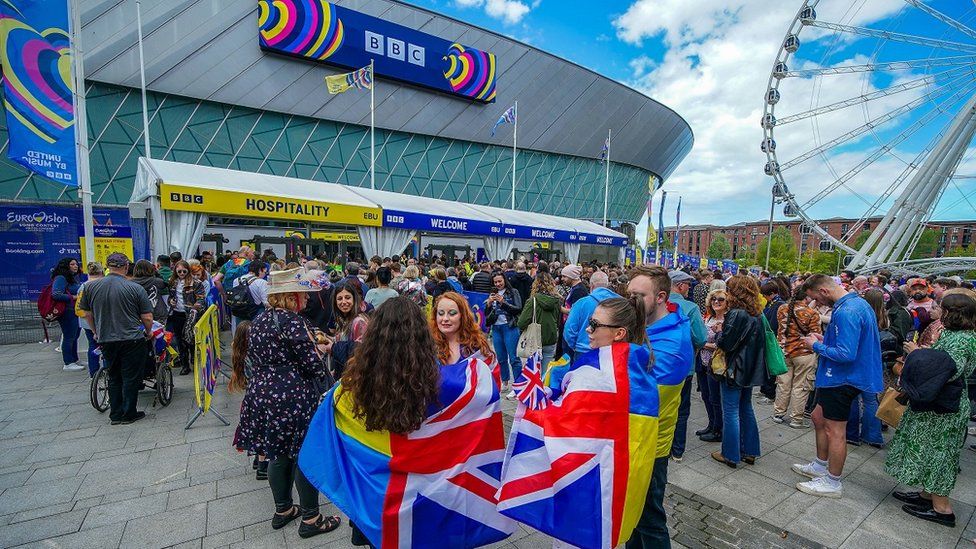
[63,363,85,372]
[788,420,809,429]
[796,476,842,498]
[969,426,976,437]
[506,390,517,399]
[791,462,827,479]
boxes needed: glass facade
[0,83,652,223]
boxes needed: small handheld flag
[511,349,549,410]
[491,104,517,136]
[325,65,373,94]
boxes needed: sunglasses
[176,269,188,274]
[587,319,621,331]
[710,297,726,303]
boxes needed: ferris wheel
[762,0,976,273]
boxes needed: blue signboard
[0,205,146,301]
[258,0,497,103]
[707,259,719,270]
[500,224,577,243]
[0,0,77,184]
[577,232,628,247]
[383,210,501,237]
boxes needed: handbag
[516,298,543,359]
[876,388,907,428]
[760,315,788,377]
[710,348,728,377]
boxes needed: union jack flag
[511,349,549,410]
[490,104,517,136]
[496,343,660,549]
[299,355,515,548]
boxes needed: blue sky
[406,0,976,245]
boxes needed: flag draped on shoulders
[298,356,515,548]
[646,303,694,459]
[497,342,660,549]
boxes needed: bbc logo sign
[365,31,424,67]
[170,192,203,204]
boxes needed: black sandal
[299,514,342,539]
[271,505,300,530]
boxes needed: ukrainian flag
[646,305,694,458]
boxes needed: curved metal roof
[79,0,693,180]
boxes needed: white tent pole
[136,1,151,159]
[370,58,375,190]
[512,101,517,209]
[70,0,94,262]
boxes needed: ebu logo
[170,192,203,204]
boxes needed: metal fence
[0,282,60,345]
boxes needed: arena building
[0,0,692,264]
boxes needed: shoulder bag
[761,314,788,377]
[516,298,543,359]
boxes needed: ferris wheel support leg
[858,93,976,269]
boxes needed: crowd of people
[45,244,976,543]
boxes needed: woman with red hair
[430,292,496,371]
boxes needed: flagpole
[136,1,151,159]
[603,128,610,226]
[512,101,517,209]
[70,0,94,263]
[370,58,375,190]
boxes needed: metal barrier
[0,281,59,345]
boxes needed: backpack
[222,260,250,289]
[37,282,66,322]
[226,277,260,320]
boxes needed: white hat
[267,268,330,295]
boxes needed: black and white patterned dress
[233,308,329,460]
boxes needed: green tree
[756,227,798,273]
[706,234,733,259]
[909,228,941,259]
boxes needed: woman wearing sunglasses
[697,289,728,443]
[167,260,205,375]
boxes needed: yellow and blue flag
[646,303,694,458]
[325,65,373,94]
[497,342,660,549]
[298,356,515,548]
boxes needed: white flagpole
[512,101,517,209]
[136,1,151,159]
[370,59,375,190]
[70,0,94,263]
[603,128,610,226]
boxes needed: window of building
[819,240,833,252]
[863,223,871,231]
[841,223,849,235]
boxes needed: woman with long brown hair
[167,260,205,375]
[430,292,494,366]
[233,269,340,539]
[712,275,767,468]
[299,296,509,547]
[517,273,561,373]
[697,288,728,443]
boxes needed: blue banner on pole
[0,0,78,185]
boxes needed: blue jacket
[52,275,80,303]
[812,293,884,393]
[669,292,706,352]
[563,287,620,354]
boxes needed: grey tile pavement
[0,338,965,548]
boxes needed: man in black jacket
[471,262,494,294]
[510,261,534,305]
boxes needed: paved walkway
[0,338,970,548]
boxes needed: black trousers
[101,339,146,421]
[167,312,191,370]
[268,456,319,519]
[625,455,671,549]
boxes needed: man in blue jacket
[794,274,883,499]
[562,270,619,357]
[667,270,707,461]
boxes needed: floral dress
[233,307,329,460]
[884,329,976,496]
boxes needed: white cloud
[454,0,533,24]
[612,0,937,235]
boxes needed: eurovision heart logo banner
[0,0,77,185]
